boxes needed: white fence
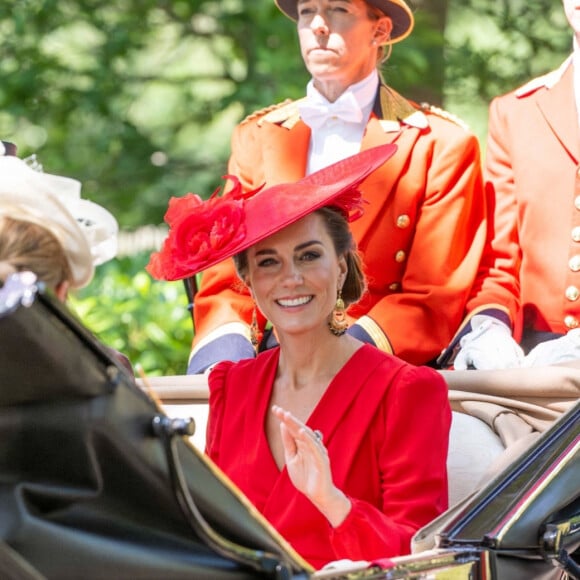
[116,225,168,257]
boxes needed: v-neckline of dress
[260,344,370,474]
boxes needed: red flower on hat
[333,188,366,222]
[147,176,260,281]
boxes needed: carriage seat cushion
[447,411,505,507]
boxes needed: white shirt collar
[305,70,379,119]
[302,71,380,174]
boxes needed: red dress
[206,344,450,569]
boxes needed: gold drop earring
[328,288,348,336]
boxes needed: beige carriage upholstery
[446,411,504,506]
[445,367,580,505]
[137,374,211,451]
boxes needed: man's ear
[374,16,393,44]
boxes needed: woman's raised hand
[271,404,351,527]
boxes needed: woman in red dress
[148,144,450,569]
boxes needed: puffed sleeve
[205,360,235,462]
[329,365,450,559]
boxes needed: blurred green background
[0,0,571,374]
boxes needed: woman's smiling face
[245,212,347,337]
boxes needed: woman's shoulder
[354,343,406,367]
[358,345,445,388]
[210,355,257,382]
[209,349,279,388]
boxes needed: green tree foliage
[69,253,193,375]
[1,0,307,227]
[445,0,571,140]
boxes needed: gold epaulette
[420,102,470,131]
[240,100,291,126]
[240,99,301,128]
[259,98,304,129]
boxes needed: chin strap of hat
[183,275,198,314]
[151,414,294,579]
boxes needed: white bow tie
[298,91,364,130]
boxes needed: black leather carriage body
[0,276,311,580]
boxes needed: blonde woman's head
[0,216,72,299]
[0,155,118,290]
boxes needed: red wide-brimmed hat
[274,0,414,44]
[147,143,397,281]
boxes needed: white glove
[454,315,524,370]
[521,329,580,367]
